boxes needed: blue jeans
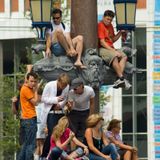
[51,42,66,56]
[88,143,118,160]
[18,117,37,160]
[48,147,63,160]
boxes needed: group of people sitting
[46,114,138,160]
[45,8,133,90]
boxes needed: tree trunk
[71,0,99,112]
[71,0,97,50]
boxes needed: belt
[49,110,64,114]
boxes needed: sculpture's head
[81,48,104,88]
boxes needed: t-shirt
[20,85,36,119]
[46,21,70,42]
[98,21,115,48]
[68,86,95,111]
[106,131,123,149]
[50,128,71,151]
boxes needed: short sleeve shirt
[20,85,36,119]
[98,21,115,48]
[68,86,95,111]
[106,131,123,149]
[50,128,71,151]
[46,21,70,40]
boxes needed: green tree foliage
[0,76,20,159]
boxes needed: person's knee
[77,35,83,43]
[55,28,63,35]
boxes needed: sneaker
[113,79,125,89]
[124,79,132,90]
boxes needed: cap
[71,78,84,89]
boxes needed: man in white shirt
[68,78,95,141]
[45,8,85,68]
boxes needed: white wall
[0,0,36,40]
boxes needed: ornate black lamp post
[29,0,52,40]
[113,0,137,31]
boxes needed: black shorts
[118,149,127,160]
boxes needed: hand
[54,104,61,110]
[44,127,48,135]
[69,131,75,140]
[45,48,51,57]
[57,96,64,102]
[83,147,89,155]
[70,48,77,57]
[115,50,122,57]
[11,96,18,103]
[66,101,72,110]
[132,147,138,153]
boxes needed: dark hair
[107,119,121,131]
[104,10,115,18]
[52,8,62,17]
[26,72,38,80]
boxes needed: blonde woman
[84,114,119,160]
[106,119,138,160]
[47,116,89,160]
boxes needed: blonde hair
[52,116,69,141]
[57,73,70,86]
[86,114,104,128]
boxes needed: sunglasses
[53,17,61,20]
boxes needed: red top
[98,21,115,48]
[50,128,71,151]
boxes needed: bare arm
[112,31,122,42]
[89,97,95,115]
[55,131,74,150]
[29,83,40,106]
[11,97,18,115]
[108,136,133,151]
[45,33,52,57]
[85,128,110,159]
[102,132,110,146]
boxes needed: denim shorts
[51,42,66,56]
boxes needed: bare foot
[74,62,87,69]
[66,49,77,57]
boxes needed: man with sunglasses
[45,8,86,69]
[67,77,95,142]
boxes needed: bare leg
[132,152,138,160]
[119,56,127,74]
[123,150,132,160]
[112,58,124,78]
[72,35,86,68]
[54,29,72,55]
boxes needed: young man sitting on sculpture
[98,10,131,89]
[45,8,86,69]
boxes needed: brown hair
[107,119,121,131]
[86,114,104,128]
[103,10,115,18]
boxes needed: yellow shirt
[20,85,36,119]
